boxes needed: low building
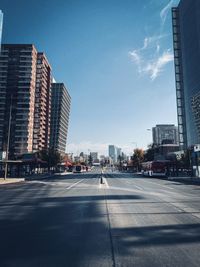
[152,124,179,146]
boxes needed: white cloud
[144,50,174,80]
[129,50,142,73]
[129,33,174,81]
[160,0,175,25]
[156,44,160,53]
[129,1,176,80]
[136,35,167,52]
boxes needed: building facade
[0,10,3,51]
[116,147,122,160]
[50,83,71,154]
[172,0,200,148]
[0,44,51,158]
[90,152,98,161]
[33,53,51,152]
[108,145,117,163]
[152,124,179,145]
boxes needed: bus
[141,160,169,177]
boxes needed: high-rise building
[116,147,122,160]
[90,152,98,161]
[33,53,51,152]
[0,10,3,50]
[108,145,122,163]
[108,145,117,163]
[50,83,71,154]
[152,124,179,145]
[0,44,52,157]
[172,0,200,148]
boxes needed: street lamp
[146,128,153,146]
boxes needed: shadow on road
[0,180,200,267]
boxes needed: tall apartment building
[0,44,51,158]
[172,0,200,149]
[152,124,179,145]
[50,83,71,154]
[33,53,51,152]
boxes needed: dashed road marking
[66,179,84,190]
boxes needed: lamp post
[4,95,12,180]
[146,128,155,160]
[131,142,138,172]
[146,128,153,144]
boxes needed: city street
[1,170,200,267]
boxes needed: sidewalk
[0,178,25,185]
[25,171,71,180]
[25,173,54,181]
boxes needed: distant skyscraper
[0,10,3,51]
[90,152,98,161]
[116,147,122,160]
[108,145,117,163]
[172,0,200,148]
[0,44,52,157]
[152,125,179,145]
[50,83,71,154]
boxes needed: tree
[132,148,144,171]
[144,143,159,161]
[179,149,191,169]
[39,148,62,171]
[118,155,123,170]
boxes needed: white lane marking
[104,177,109,188]
[66,179,84,190]
[131,183,143,190]
[99,177,109,189]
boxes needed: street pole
[4,96,12,180]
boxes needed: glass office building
[172,0,200,149]
[50,83,71,154]
[0,11,3,50]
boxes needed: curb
[0,178,25,185]
[25,174,55,181]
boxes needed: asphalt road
[1,169,200,267]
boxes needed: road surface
[0,169,200,267]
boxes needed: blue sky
[1,0,179,155]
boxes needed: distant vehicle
[86,166,91,172]
[141,160,169,177]
[73,165,86,173]
[92,162,100,166]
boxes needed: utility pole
[4,96,12,180]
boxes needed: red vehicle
[141,160,169,177]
